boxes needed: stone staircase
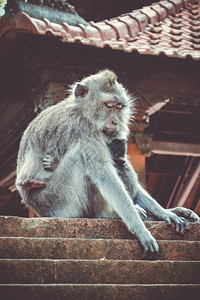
[0,216,200,300]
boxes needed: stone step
[0,216,200,241]
[0,284,200,300]
[1,237,200,261]
[1,259,200,285]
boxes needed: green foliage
[0,0,7,17]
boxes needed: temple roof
[0,0,200,60]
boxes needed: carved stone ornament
[134,133,153,157]
[5,0,88,26]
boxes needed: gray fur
[16,69,197,257]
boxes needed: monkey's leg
[16,149,51,190]
[25,148,88,218]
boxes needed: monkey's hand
[169,207,200,223]
[135,204,147,221]
[162,210,189,234]
[135,227,159,260]
[43,155,57,172]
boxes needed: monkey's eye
[104,102,113,108]
[116,103,123,109]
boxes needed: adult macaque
[16,70,199,257]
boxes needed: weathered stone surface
[0,216,200,241]
[0,237,200,261]
[0,284,200,300]
[0,216,75,238]
[0,216,200,298]
[53,260,200,285]
[1,259,199,285]
[0,259,53,284]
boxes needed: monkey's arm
[84,152,159,256]
[118,160,189,232]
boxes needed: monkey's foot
[135,204,147,220]
[17,180,46,190]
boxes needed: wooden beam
[176,160,200,207]
[0,170,16,188]
[151,141,200,157]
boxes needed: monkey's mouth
[103,127,118,137]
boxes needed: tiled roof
[0,0,200,60]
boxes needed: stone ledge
[0,283,200,300]
[1,259,200,284]
[0,237,200,261]
[0,216,200,241]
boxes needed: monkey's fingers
[139,232,159,260]
[165,212,189,234]
[185,209,200,222]
[164,217,172,227]
[43,161,51,167]
[175,217,189,234]
[143,239,158,259]
[43,155,54,167]
[27,180,46,189]
[43,159,55,171]
[43,158,52,164]
[171,207,200,222]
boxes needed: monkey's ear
[75,83,88,98]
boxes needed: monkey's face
[73,69,133,140]
[102,99,124,137]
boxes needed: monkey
[16,69,197,258]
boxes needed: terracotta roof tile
[116,16,140,38]
[159,0,177,14]
[91,21,118,41]
[62,23,84,38]
[104,19,129,39]
[0,0,200,60]
[140,7,160,24]
[151,3,168,21]
[169,0,185,12]
[129,11,149,31]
